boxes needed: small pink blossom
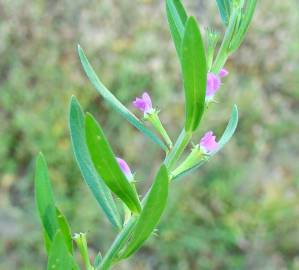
[206,68,229,100]
[133,92,153,115]
[206,73,221,98]
[219,68,229,78]
[200,131,219,153]
[116,157,133,181]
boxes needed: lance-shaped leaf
[56,208,73,254]
[166,0,188,58]
[69,96,122,229]
[77,45,167,152]
[181,17,207,132]
[47,231,79,270]
[172,105,239,181]
[229,0,257,52]
[85,113,142,214]
[35,153,75,254]
[35,153,59,242]
[120,165,169,258]
[216,0,232,25]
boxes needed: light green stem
[211,8,240,73]
[164,128,192,170]
[147,112,173,150]
[98,129,192,269]
[73,233,94,270]
[98,217,137,270]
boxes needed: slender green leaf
[120,165,169,258]
[56,208,73,254]
[35,153,59,241]
[229,0,257,52]
[181,17,207,132]
[172,105,238,180]
[47,231,77,270]
[93,252,102,268]
[69,96,122,229]
[216,0,232,25]
[43,229,52,254]
[166,0,188,58]
[85,113,142,214]
[77,45,167,152]
[35,153,77,255]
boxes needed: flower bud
[116,157,134,182]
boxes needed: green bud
[145,110,173,150]
[171,145,206,179]
[73,233,94,270]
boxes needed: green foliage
[120,165,169,258]
[35,153,59,242]
[47,231,78,270]
[77,45,167,152]
[166,0,188,58]
[56,208,74,254]
[85,113,142,214]
[181,17,207,132]
[1,0,299,270]
[35,153,73,254]
[69,96,122,229]
[173,105,238,180]
[216,0,232,25]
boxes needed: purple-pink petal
[133,92,153,114]
[116,157,133,180]
[219,68,229,78]
[142,92,152,109]
[206,73,221,97]
[200,131,219,153]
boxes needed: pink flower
[206,73,221,98]
[219,68,229,78]
[116,157,133,181]
[200,131,219,153]
[133,92,153,115]
[206,68,229,100]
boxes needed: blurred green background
[1,0,299,269]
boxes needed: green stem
[98,130,191,269]
[98,217,138,270]
[164,128,192,170]
[211,8,240,73]
[73,233,94,270]
[147,112,173,150]
[171,145,203,177]
[98,127,193,270]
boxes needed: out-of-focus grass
[0,1,298,269]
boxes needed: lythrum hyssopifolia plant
[34,1,257,269]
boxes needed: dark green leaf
[77,45,167,152]
[216,0,232,25]
[69,96,122,229]
[35,153,59,241]
[181,17,207,132]
[56,208,73,254]
[43,229,52,254]
[85,113,142,214]
[47,231,77,270]
[93,252,102,268]
[172,105,238,180]
[120,165,169,258]
[35,153,77,254]
[166,0,188,58]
